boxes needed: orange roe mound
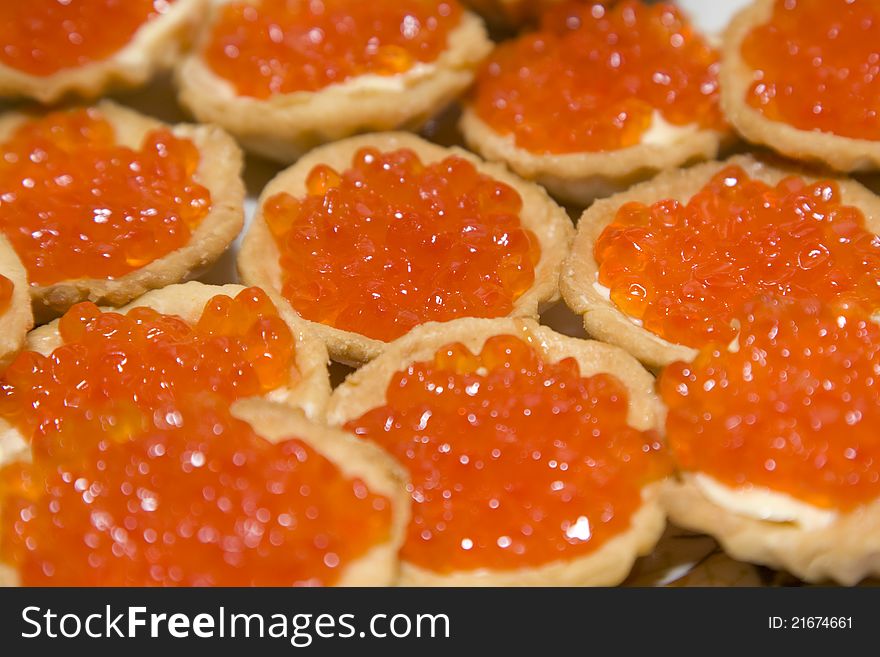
[346,335,669,572]
[742,0,880,141]
[0,275,12,315]
[0,287,391,586]
[203,0,463,98]
[263,148,541,342]
[470,1,724,154]
[660,297,880,511]
[0,0,173,76]
[0,108,211,287]
[594,165,880,348]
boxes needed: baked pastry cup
[8,282,331,425]
[460,1,728,206]
[560,154,880,369]
[0,396,407,586]
[658,298,880,585]
[460,111,726,208]
[721,0,880,172]
[327,317,669,586]
[662,475,880,586]
[0,236,33,368]
[0,100,245,323]
[238,131,574,365]
[0,0,204,103]
[176,1,492,163]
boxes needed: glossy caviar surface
[470,1,724,154]
[595,165,880,348]
[203,0,462,98]
[742,0,880,141]
[0,275,12,314]
[660,298,880,511]
[264,147,540,342]
[0,0,172,76]
[0,108,211,286]
[347,334,669,572]
[0,287,391,585]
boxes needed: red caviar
[347,334,669,572]
[263,148,540,342]
[203,0,462,98]
[0,275,12,314]
[470,1,724,154]
[742,0,880,141]
[0,0,173,76]
[0,287,392,586]
[0,108,211,286]
[660,298,880,511]
[595,165,880,348]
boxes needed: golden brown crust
[459,105,727,207]
[0,0,205,103]
[663,476,880,586]
[721,0,880,172]
[229,399,410,586]
[176,4,492,162]
[0,101,246,323]
[0,236,33,369]
[326,316,668,585]
[559,154,880,369]
[238,132,574,366]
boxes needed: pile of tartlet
[0,0,878,587]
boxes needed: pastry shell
[326,316,668,586]
[0,396,408,587]
[459,104,727,207]
[0,235,33,369]
[176,3,492,163]
[663,475,880,585]
[0,100,246,323]
[559,154,880,369]
[238,131,575,366]
[0,0,205,103]
[721,0,880,172]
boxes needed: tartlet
[238,132,574,365]
[0,236,33,368]
[0,0,204,103]
[560,155,880,369]
[176,0,492,162]
[460,1,728,205]
[721,0,880,171]
[327,317,669,586]
[4,282,331,431]
[659,298,880,585]
[0,396,407,587]
[0,101,245,323]
[663,476,880,586]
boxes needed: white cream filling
[690,472,838,530]
[640,111,701,146]
[337,62,436,92]
[593,279,644,327]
